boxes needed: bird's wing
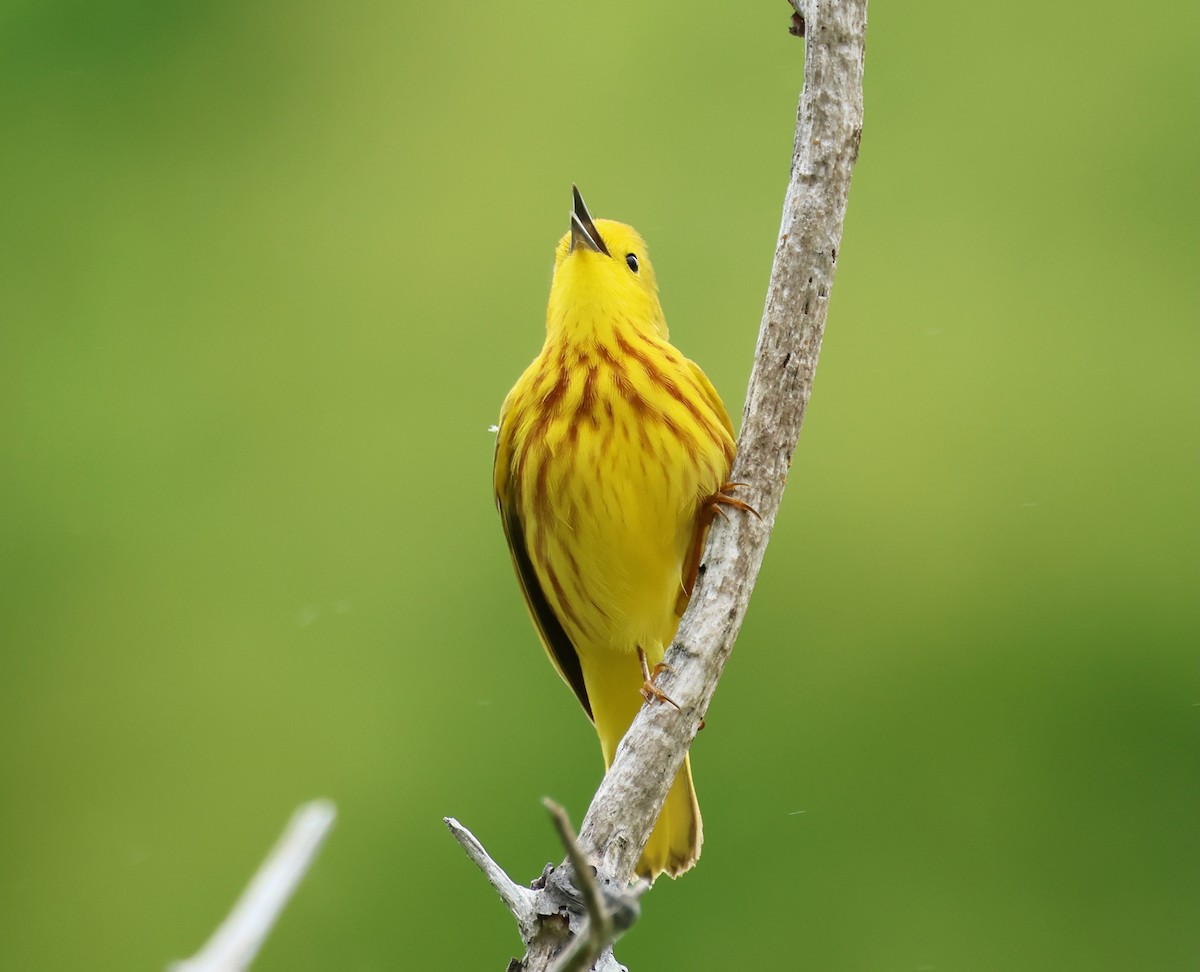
[493,419,594,722]
[686,357,736,441]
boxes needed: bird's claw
[707,482,761,521]
[638,647,682,712]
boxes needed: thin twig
[543,800,609,972]
[170,800,337,972]
[445,817,539,941]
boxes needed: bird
[493,187,748,880]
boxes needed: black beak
[570,186,610,256]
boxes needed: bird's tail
[636,752,702,880]
[582,647,704,881]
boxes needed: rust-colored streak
[612,331,654,372]
[624,387,651,417]
[628,327,684,368]
[610,367,632,398]
[575,363,602,431]
[580,364,599,413]
[659,410,696,455]
[540,364,570,411]
[595,342,622,370]
[530,452,551,520]
[544,560,586,639]
[615,334,702,416]
[596,425,614,462]
[613,332,719,449]
[527,357,571,449]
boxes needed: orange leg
[682,483,762,597]
[638,647,682,712]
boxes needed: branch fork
[446,804,641,972]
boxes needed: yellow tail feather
[580,646,702,881]
[639,753,702,879]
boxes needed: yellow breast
[497,324,733,657]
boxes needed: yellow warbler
[494,188,742,880]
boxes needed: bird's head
[547,187,667,340]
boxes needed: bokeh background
[2,1,1196,969]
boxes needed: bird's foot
[638,647,682,712]
[704,481,761,525]
[681,483,761,597]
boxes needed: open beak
[570,186,610,256]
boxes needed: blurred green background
[1,1,1196,969]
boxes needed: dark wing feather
[497,491,594,722]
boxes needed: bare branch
[445,816,540,942]
[543,799,610,972]
[452,1,867,966]
[171,800,337,972]
[576,0,868,888]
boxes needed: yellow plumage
[494,189,735,880]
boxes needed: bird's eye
[626,253,639,273]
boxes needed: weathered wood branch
[445,816,541,943]
[574,0,866,892]
[453,1,867,967]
